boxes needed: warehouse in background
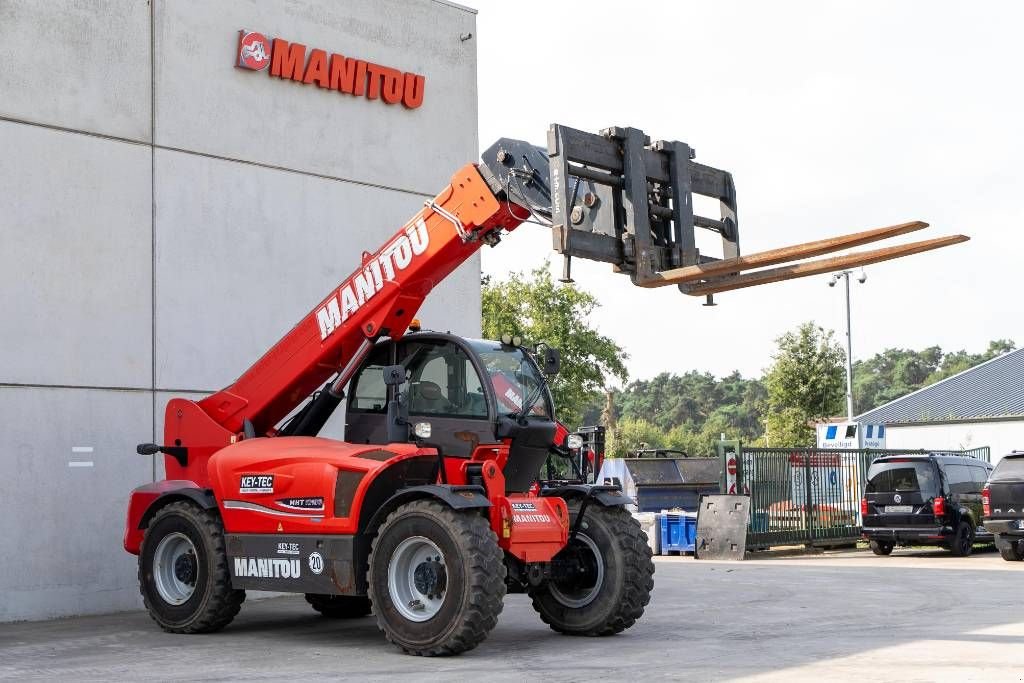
[0,0,479,621]
[856,348,1024,465]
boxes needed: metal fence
[729,445,991,548]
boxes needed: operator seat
[409,380,449,414]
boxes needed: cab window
[348,344,392,413]
[400,341,488,418]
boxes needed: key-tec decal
[235,30,426,109]
[315,219,429,340]
[511,502,537,511]
[233,557,301,579]
[240,474,274,494]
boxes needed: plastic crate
[632,512,661,555]
[659,512,697,554]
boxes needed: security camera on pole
[828,269,866,420]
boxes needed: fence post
[804,452,814,545]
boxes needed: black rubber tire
[869,540,894,556]
[367,499,505,656]
[304,594,372,618]
[529,502,654,636]
[138,501,245,633]
[949,520,975,557]
[996,535,1023,561]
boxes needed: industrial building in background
[857,348,1024,463]
[0,0,480,622]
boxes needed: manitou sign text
[235,30,426,109]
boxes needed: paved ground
[2,547,1022,681]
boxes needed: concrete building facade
[0,0,480,621]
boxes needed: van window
[866,461,939,497]
[969,466,990,485]
[845,425,857,438]
[991,457,1024,482]
[943,464,977,495]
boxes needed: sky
[470,0,1024,385]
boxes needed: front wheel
[949,520,975,557]
[529,502,654,636]
[368,499,506,656]
[138,501,245,633]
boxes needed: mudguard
[361,484,491,534]
[124,480,217,554]
[541,484,632,507]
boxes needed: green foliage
[483,276,1016,452]
[481,266,628,429]
[605,417,666,458]
[763,323,846,447]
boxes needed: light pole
[829,269,866,420]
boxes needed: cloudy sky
[472,1,1023,383]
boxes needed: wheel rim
[153,532,199,605]
[549,532,605,609]
[387,536,447,622]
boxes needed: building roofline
[881,413,1024,427]
[855,347,1024,423]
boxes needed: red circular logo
[727,457,737,475]
[238,31,270,71]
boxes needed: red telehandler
[124,124,966,655]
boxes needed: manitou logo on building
[235,30,426,109]
[315,219,430,340]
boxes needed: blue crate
[659,513,696,554]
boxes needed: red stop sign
[727,457,737,475]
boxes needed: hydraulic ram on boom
[129,123,966,656]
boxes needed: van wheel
[869,540,893,556]
[949,521,975,557]
[997,535,1023,561]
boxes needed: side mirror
[382,365,406,386]
[542,347,560,376]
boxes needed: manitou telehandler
[124,124,966,655]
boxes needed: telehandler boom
[124,124,965,655]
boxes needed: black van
[861,453,993,556]
[982,451,1024,561]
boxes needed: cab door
[396,337,495,457]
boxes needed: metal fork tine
[680,234,969,296]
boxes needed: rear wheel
[368,499,505,656]
[997,535,1023,561]
[529,502,654,636]
[138,501,245,633]
[304,594,372,618]
[949,520,975,557]
[869,540,894,556]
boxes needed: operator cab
[345,333,557,491]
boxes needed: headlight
[413,422,432,439]
[566,434,583,450]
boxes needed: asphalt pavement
[1,548,1022,681]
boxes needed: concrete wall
[884,421,1024,465]
[0,0,479,621]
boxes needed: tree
[605,417,665,458]
[481,266,628,429]
[763,322,846,446]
